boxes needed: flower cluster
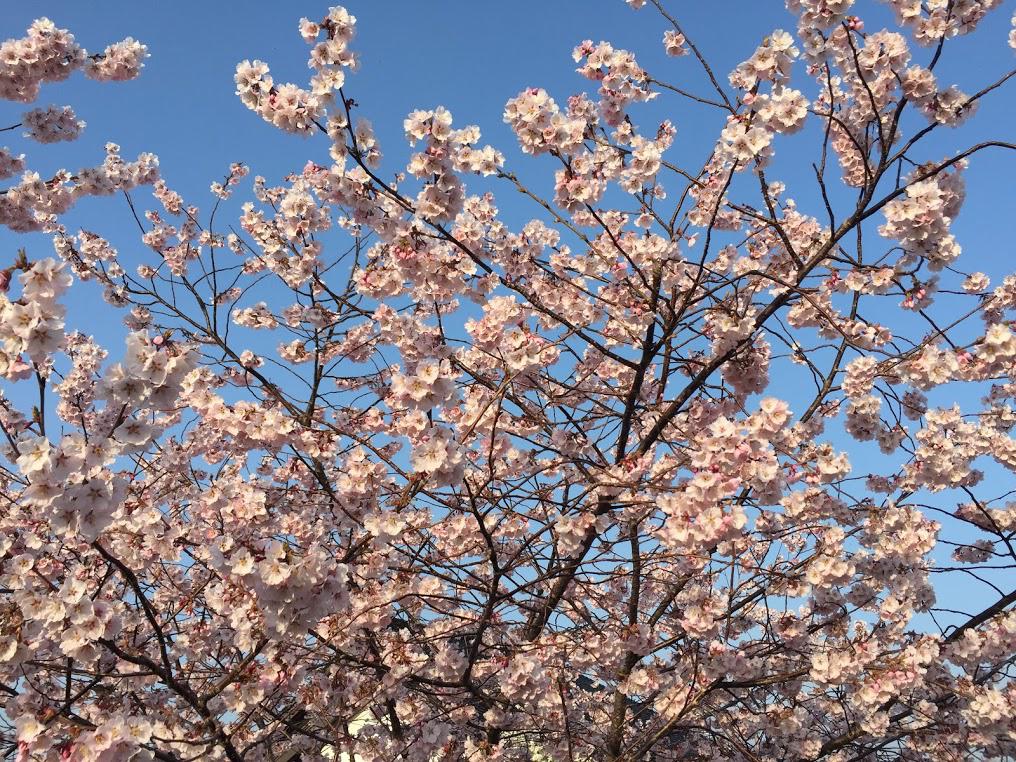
[82,37,148,81]
[0,18,86,102]
[573,40,657,124]
[879,162,966,271]
[21,105,84,143]
[503,87,587,156]
[235,7,358,135]
[0,257,70,376]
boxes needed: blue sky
[3,1,1016,628]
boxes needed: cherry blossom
[2,4,1016,761]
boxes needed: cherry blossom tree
[3,2,1016,759]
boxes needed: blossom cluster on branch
[2,2,1016,760]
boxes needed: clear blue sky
[3,1,1016,626]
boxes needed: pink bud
[0,270,10,292]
